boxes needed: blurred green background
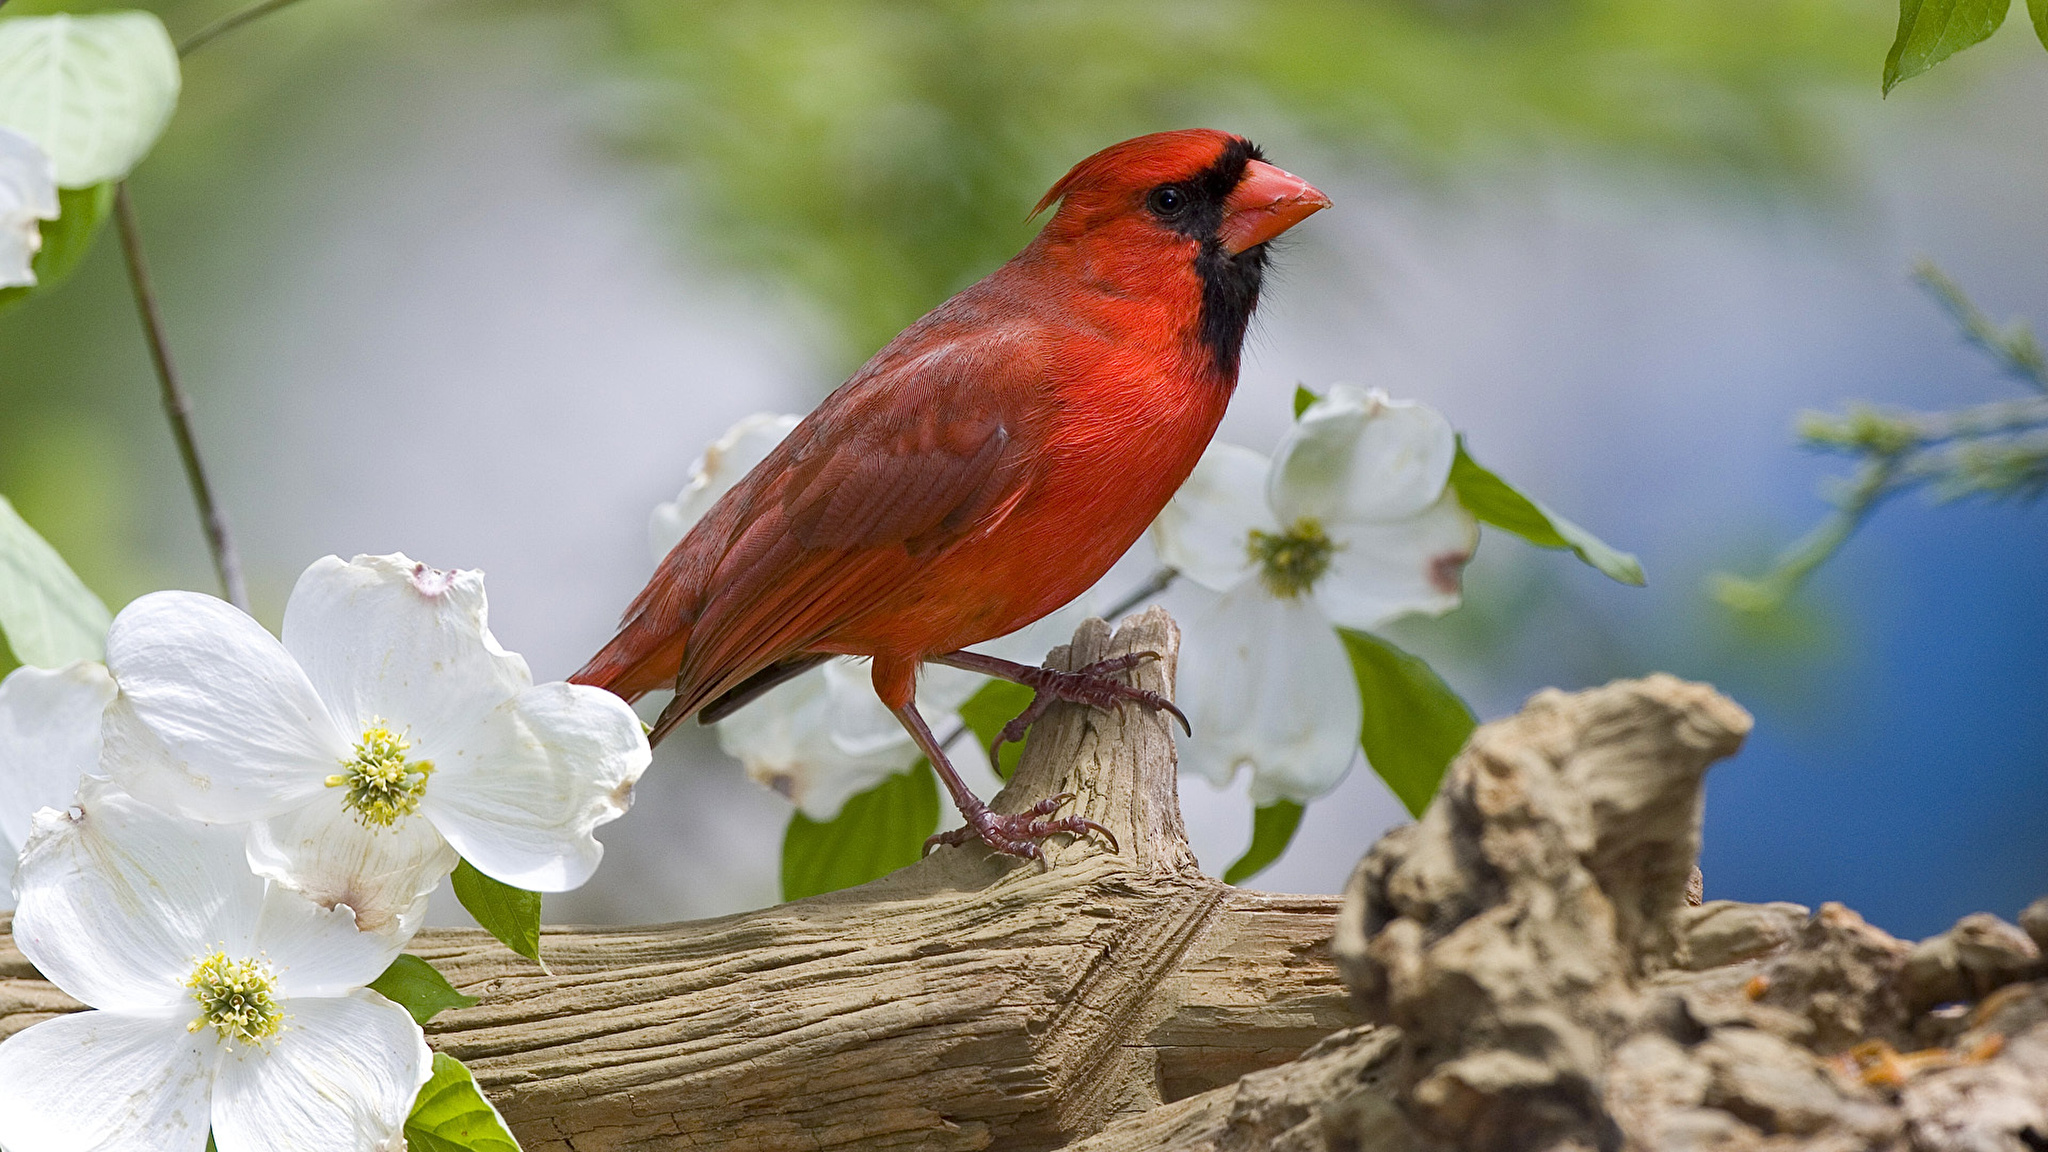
[2,0,2042,935]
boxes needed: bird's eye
[1147,185,1190,218]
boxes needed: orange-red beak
[1218,160,1331,255]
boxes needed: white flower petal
[246,803,454,944]
[1270,385,1457,527]
[0,1010,216,1152]
[280,554,531,743]
[649,412,801,559]
[823,657,921,759]
[103,591,343,822]
[716,665,831,796]
[252,878,411,999]
[0,126,58,289]
[1314,488,1480,631]
[421,681,649,891]
[0,660,115,855]
[1150,441,1274,592]
[12,777,262,1012]
[718,664,921,821]
[210,990,429,1152]
[1176,584,1362,805]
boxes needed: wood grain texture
[0,608,1356,1151]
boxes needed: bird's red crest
[1030,129,1257,220]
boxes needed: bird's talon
[1029,792,1074,817]
[924,797,1115,860]
[1081,815,1114,852]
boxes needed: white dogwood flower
[649,411,801,560]
[1151,386,1478,803]
[0,127,58,289]
[714,658,935,819]
[101,553,651,937]
[0,661,114,852]
[0,776,430,1152]
[0,661,116,902]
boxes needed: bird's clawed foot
[922,793,1119,860]
[986,651,1191,767]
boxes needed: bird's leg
[932,649,1191,769]
[888,698,1117,860]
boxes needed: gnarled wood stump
[0,609,1358,1151]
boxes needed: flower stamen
[187,951,282,1045]
[327,723,434,827]
[1249,519,1338,598]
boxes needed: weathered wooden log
[0,609,1359,1151]
[1066,677,2048,1152]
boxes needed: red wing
[578,342,1042,717]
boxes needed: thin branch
[1103,566,1179,621]
[113,184,250,612]
[1902,430,2048,501]
[177,0,315,57]
[1710,456,1903,613]
[1715,266,2048,612]
[1799,396,2048,453]
[1914,260,2047,392]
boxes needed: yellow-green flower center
[327,723,434,827]
[1249,519,1338,598]
[187,951,282,1045]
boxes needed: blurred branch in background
[112,183,249,610]
[1713,262,2048,614]
[177,0,315,56]
[573,0,1877,367]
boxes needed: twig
[113,184,249,611]
[1103,565,1179,620]
[1914,260,2047,392]
[1713,266,2048,612]
[1709,456,1903,612]
[177,0,315,57]
[1799,396,2048,452]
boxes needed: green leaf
[957,678,1035,780]
[1222,800,1304,885]
[1338,628,1476,818]
[368,954,480,1026]
[1293,385,1320,419]
[1882,0,2008,94]
[1447,440,1644,586]
[2030,0,2048,51]
[0,12,180,187]
[0,183,113,314]
[450,861,543,965]
[780,759,938,901]
[0,494,111,667]
[406,1053,522,1152]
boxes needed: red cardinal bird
[573,129,1329,857]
